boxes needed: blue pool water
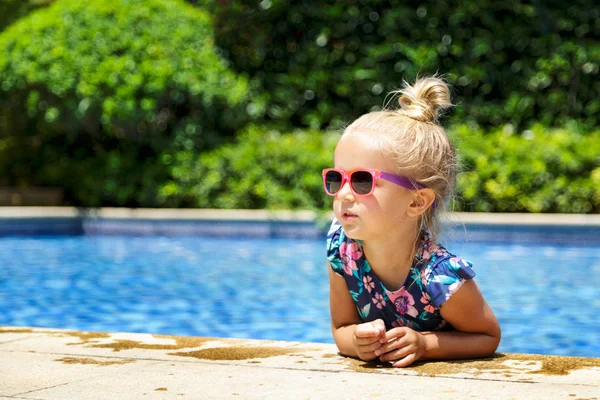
[1,233,599,357]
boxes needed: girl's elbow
[486,326,502,355]
[486,337,500,357]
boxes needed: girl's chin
[339,223,364,240]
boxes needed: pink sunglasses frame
[322,168,427,197]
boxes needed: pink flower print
[386,288,418,317]
[372,292,386,309]
[428,242,442,256]
[422,241,443,260]
[422,249,430,260]
[420,266,431,285]
[339,241,361,276]
[341,240,362,260]
[392,319,404,328]
[392,318,414,329]
[420,292,435,313]
[362,275,375,293]
[421,244,431,260]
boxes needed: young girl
[324,76,501,367]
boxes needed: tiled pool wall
[1,208,600,244]
[0,217,322,238]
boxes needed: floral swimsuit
[326,220,476,331]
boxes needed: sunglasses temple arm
[379,172,426,190]
[380,172,438,207]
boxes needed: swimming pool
[1,227,599,358]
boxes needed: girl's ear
[407,188,436,217]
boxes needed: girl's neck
[361,227,420,291]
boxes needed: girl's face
[332,132,416,242]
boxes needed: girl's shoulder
[417,235,476,308]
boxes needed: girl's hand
[352,319,386,361]
[374,327,426,367]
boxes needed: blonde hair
[343,76,458,240]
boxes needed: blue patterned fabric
[326,219,475,331]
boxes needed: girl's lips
[342,212,358,220]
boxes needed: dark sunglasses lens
[325,170,343,194]
[351,171,374,194]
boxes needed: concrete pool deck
[1,327,600,400]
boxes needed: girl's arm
[376,279,501,367]
[422,279,501,359]
[328,265,385,360]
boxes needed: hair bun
[397,77,452,123]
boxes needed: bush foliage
[0,0,248,206]
[0,1,598,212]
[160,124,600,214]
[201,0,599,130]
[454,124,600,213]
[158,125,339,210]
[0,0,54,32]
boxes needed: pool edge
[2,207,600,243]
[1,207,600,226]
[1,326,599,399]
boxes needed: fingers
[353,334,382,361]
[355,339,383,354]
[379,326,408,343]
[354,319,385,338]
[354,324,378,338]
[375,335,407,358]
[374,328,423,367]
[372,319,386,335]
[392,353,417,368]
[377,340,412,361]
[353,320,387,361]
[354,335,381,347]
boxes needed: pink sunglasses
[322,168,427,196]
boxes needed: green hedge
[201,0,599,130]
[158,124,339,210]
[159,124,600,213]
[1,0,598,211]
[454,123,600,213]
[0,0,55,32]
[0,0,248,206]
[6,1,599,131]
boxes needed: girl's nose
[336,181,355,201]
